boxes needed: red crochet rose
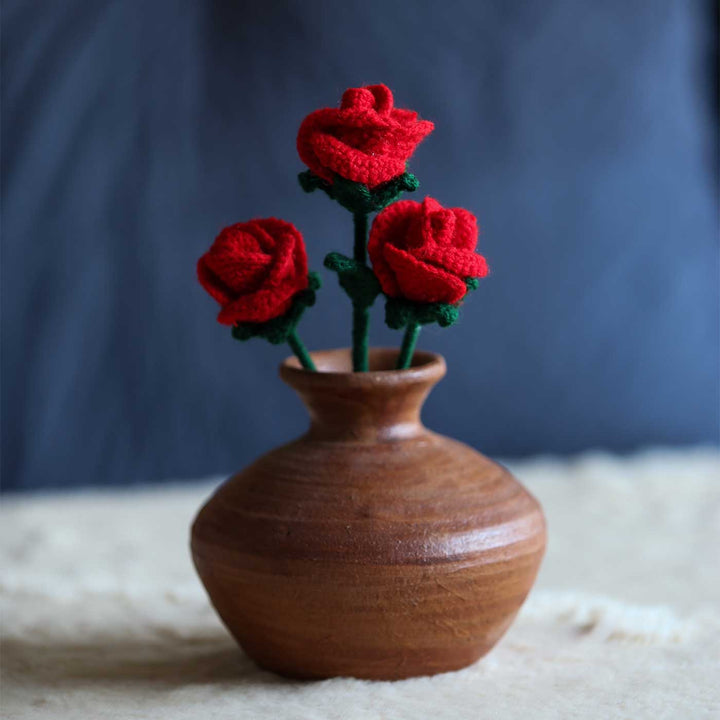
[368,197,489,304]
[297,84,434,189]
[197,218,309,325]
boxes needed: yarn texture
[324,251,381,372]
[196,84,487,373]
[324,253,381,309]
[297,84,434,189]
[299,170,419,215]
[198,219,309,325]
[385,296,461,330]
[231,273,321,346]
[369,197,489,305]
[387,278,481,368]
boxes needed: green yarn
[298,171,419,215]
[231,272,321,345]
[299,167,420,372]
[396,321,421,370]
[385,297,459,330]
[385,277,480,331]
[323,212,380,373]
[324,251,380,373]
[386,277,481,368]
[324,253,381,308]
[352,304,370,372]
[287,329,316,371]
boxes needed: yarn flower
[297,84,434,191]
[369,197,488,304]
[368,197,489,368]
[198,218,320,369]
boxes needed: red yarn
[368,197,489,304]
[197,218,309,325]
[297,84,434,189]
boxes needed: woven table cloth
[2,449,718,719]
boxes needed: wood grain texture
[191,348,546,679]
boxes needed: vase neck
[280,348,446,443]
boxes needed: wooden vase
[191,348,546,680]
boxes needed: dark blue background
[2,1,718,491]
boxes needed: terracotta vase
[191,348,546,680]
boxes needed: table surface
[2,448,719,719]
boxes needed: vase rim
[280,347,446,389]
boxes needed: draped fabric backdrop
[2,0,718,490]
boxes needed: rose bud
[297,84,434,189]
[368,197,489,305]
[198,218,309,325]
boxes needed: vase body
[191,348,546,680]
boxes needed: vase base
[245,642,496,681]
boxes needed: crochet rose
[297,84,434,189]
[198,218,309,325]
[368,197,489,305]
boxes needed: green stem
[287,330,316,371]
[352,212,370,371]
[396,321,421,370]
[352,303,370,372]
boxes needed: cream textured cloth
[1,448,719,719]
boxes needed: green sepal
[231,272,321,345]
[299,171,420,214]
[385,297,459,330]
[384,277,480,330]
[324,252,381,308]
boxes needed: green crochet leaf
[324,252,381,308]
[384,277,481,330]
[385,297,459,330]
[299,171,420,214]
[385,276,483,370]
[231,272,321,345]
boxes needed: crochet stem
[397,321,421,370]
[288,330,316,371]
[352,303,370,373]
[352,212,370,371]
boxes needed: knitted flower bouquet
[198,84,489,371]
[191,85,546,682]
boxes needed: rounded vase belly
[191,349,546,680]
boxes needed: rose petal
[217,283,297,325]
[197,257,233,306]
[424,208,456,248]
[451,208,479,251]
[366,84,394,114]
[247,223,280,255]
[312,133,407,188]
[198,226,274,306]
[415,245,489,280]
[368,200,418,296]
[340,87,377,111]
[260,230,304,291]
[383,242,468,304]
[216,226,266,255]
